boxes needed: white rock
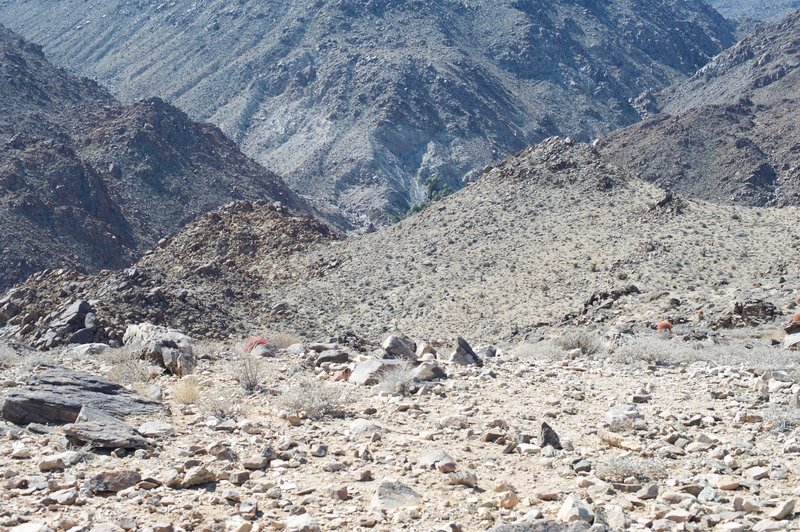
[138,421,175,438]
[557,493,593,523]
[285,513,321,532]
[11,524,53,532]
[604,404,642,429]
[769,498,795,520]
[123,322,194,352]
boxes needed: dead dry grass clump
[764,405,800,433]
[172,377,201,405]
[274,378,345,419]
[557,331,603,355]
[375,362,415,395]
[203,396,240,420]
[596,457,666,483]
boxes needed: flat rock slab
[370,480,422,511]
[87,470,142,493]
[63,407,148,449]
[0,367,164,425]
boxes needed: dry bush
[611,336,800,373]
[375,362,415,395]
[236,357,265,393]
[764,405,800,433]
[103,347,152,384]
[274,378,345,419]
[172,377,201,405]
[596,457,666,483]
[513,341,563,361]
[557,331,603,355]
[610,337,694,367]
[203,396,241,420]
[271,332,302,349]
[193,341,225,361]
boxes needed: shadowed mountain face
[0,26,310,290]
[599,11,800,207]
[0,0,736,224]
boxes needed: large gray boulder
[124,323,196,376]
[370,479,422,511]
[381,334,417,361]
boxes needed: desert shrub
[557,331,603,355]
[764,405,800,433]
[596,457,666,483]
[375,362,415,395]
[203,396,240,420]
[403,176,454,217]
[611,336,800,373]
[172,377,201,405]
[236,356,265,393]
[514,341,562,361]
[271,332,302,349]
[611,337,693,367]
[274,378,345,419]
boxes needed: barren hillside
[3,139,797,346]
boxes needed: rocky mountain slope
[708,0,800,22]
[2,138,799,531]
[598,11,800,207]
[0,26,310,291]
[0,0,736,223]
[3,138,797,347]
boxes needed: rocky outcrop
[0,201,336,346]
[0,26,311,290]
